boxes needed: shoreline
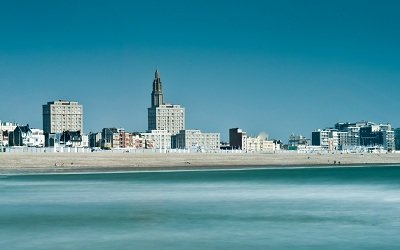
[2,164,400,176]
[1,152,400,174]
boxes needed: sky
[0,0,399,141]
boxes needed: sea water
[1,166,400,249]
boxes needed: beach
[1,152,400,174]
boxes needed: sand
[1,152,400,174]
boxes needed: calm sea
[1,166,400,250]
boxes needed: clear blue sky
[1,0,399,141]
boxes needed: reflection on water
[1,166,400,249]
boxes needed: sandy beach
[1,152,400,174]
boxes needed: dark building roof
[15,124,31,134]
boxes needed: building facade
[60,130,86,147]
[312,129,330,148]
[89,132,102,148]
[29,129,45,147]
[172,130,220,151]
[314,122,395,152]
[8,125,43,147]
[148,104,185,135]
[229,128,278,152]
[359,123,394,151]
[140,130,172,149]
[288,134,309,148]
[147,70,185,135]
[229,128,247,150]
[101,128,120,149]
[9,125,31,146]
[0,122,18,147]
[395,128,400,151]
[246,137,278,152]
[382,130,395,152]
[43,100,83,134]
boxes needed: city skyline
[0,1,399,141]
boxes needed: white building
[1,122,18,133]
[148,104,185,135]
[312,129,330,148]
[172,130,220,151]
[312,129,339,150]
[337,131,348,150]
[27,129,45,147]
[382,130,395,151]
[82,135,89,148]
[9,125,44,147]
[0,121,18,147]
[346,126,361,146]
[140,130,172,150]
[246,136,279,152]
[229,128,279,153]
[43,100,83,134]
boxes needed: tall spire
[151,69,164,107]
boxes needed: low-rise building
[9,125,31,146]
[140,130,172,149]
[0,122,18,147]
[1,122,18,133]
[120,130,132,148]
[29,129,45,147]
[101,128,121,149]
[246,136,279,152]
[230,128,279,153]
[89,132,102,148]
[172,130,220,151]
[9,124,44,147]
[288,134,309,148]
[60,131,87,147]
[130,133,143,149]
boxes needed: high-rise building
[43,100,83,134]
[147,70,185,135]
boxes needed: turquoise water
[1,166,400,249]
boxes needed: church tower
[151,69,164,107]
[147,69,185,135]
